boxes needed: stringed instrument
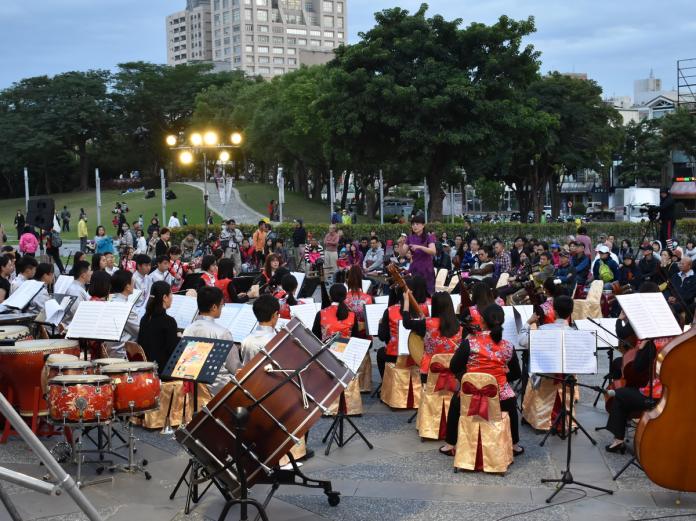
[635,329,696,492]
[523,281,545,324]
[457,273,480,335]
[387,263,426,364]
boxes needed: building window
[246,34,254,41]
[337,16,343,27]
[234,56,241,63]
[246,55,254,63]
[215,50,222,58]
[215,39,221,47]
[310,39,320,46]
[258,25,269,32]
[322,0,333,11]
[257,10,268,22]
[336,1,342,13]
[305,2,313,11]
[234,45,241,54]
[286,28,307,35]
[310,29,321,36]
[215,29,222,37]
[214,0,221,10]
[287,37,296,44]
[244,8,253,20]
[259,66,271,74]
[322,40,333,47]
[288,57,297,65]
[273,46,283,54]
[273,57,284,64]
[258,45,269,53]
[273,36,283,44]
[258,56,270,63]
[232,9,240,21]
[256,0,267,4]
[322,15,333,26]
[258,35,269,42]
[324,30,334,37]
[297,38,307,45]
[245,24,253,30]
[224,47,231,55]
[287,47,296,55]
[223,0,230,6]
[337,31,344,39]
[224,36,231,44]
[245,45,254,52]
[223,11,230,23]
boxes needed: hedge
[170,220,696,247]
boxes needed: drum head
[1,339,79,353]
[45,354,79,364]
[0,326,30,339]
[49,374,111,385]
[101,362,157,374]
[47,360,93,370]
[93,358,127,366]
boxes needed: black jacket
[659,195,676,221]
[292,226,307,247]
[137,310,179,376]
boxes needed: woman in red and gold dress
[344,265,373,336]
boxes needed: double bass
[386,263,426,365]
[634,329,696,492]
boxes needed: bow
[429,362,458,392]
[183,381,194,394]
[461,382,498,420]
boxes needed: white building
[166,0,213,66]
[634,69,677,106]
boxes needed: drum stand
[68,419,115,489]
[107,410,151,481]
[540,375,613,503]
[321,391,373,456]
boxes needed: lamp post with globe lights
[166,130,243,238]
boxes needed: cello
[634,329,696,492]
[387,263,426,365]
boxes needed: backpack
[50,230,63,248]
[598,261,613,283]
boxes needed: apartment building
[166,0,213,65]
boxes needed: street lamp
[166,129,244,239]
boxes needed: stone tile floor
[1,351,695,521]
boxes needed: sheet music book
[448,294,461,314]
[54,275,73,295]
[42,297,75,326]
[365,303,388,336]
[529,329,597,374]
[166,294,199,330]
[374,295,389,304]
[66,300,135,341]
[502,306,520,347]
[162,336,234,384]
[229,304,258,342]
[4,280,45,310]
[290,271,305,298]
[275,317,290,331]
[513,305,534,330]
[215,303,244,331]
[398,320,411,356]
[289,302,321,329]
[329,337,371,374]
[575,318,620,348]
[616,293,682,339]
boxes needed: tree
[619,119,666,186]
[661,108,696,161]
[474,178,505,211]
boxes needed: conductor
[658,187,676,247]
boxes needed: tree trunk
[311,169,323,201]
[550,171,561,218]
[340,170,350,210]
[426,173,443,222]
[78,141,89,191]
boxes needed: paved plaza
[1,349,695,521]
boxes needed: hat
[400,232,407,238]
[673,249,683,259]
[551,243,560,249]
[597,245,610,254]
[559,250,570,258]
[641,243,653,251]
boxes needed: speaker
[26,198,55,230]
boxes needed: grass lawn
[0,183,208,241]
[235,181,377,224]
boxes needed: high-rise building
[166,0,213,66]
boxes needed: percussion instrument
[101,362,161,415]
[0,339,80,415]
[40,354,81,394]
[92,358,127,372]
[176,318,351,495]
[47,374,114,425]
[0,325,33,342]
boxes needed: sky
[1,0,695,99]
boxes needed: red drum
[0,340,80,416]
[47,375,114,425]
[40,354,80,394]
[101,362,161,415]
[92,358,127,373]
[0,326,33,342]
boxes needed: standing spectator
[659,187,676,247]
[147,231,160,258]
[182,214,188,226]
[60,206,71,232]
[118,222,134,256]
[331,209,340,224]
[168,211,181,229]
[94,225,114,255]
[138,214,144,228]
[79,207,86,220]
[252,221,267,265]
[134,229,148,255]
[341,209,352,225]
[292,219,307,270]
[14,210,25,241]
[19,226,39,256]
[180,232,198,262]
[78,214,88,252]
[323,224,340,279]
[147,217,159,238]
[267,200,275,220]
[44,228,65,274]
[221,219,243,270]
[155,228,171,257]
[207,211,214,226]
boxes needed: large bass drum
[176,318,351,495]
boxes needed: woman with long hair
[312,283,359,341]
[94,225,114,255]
[91,253,107,273]
[440,303,523,457]
[215,257,250,304]
[137,281,179,375]
[400,215,437,295]
[344,265,373,328]
[403,291,462,379]
[69,251,86,277]
[255,253,281,290]
[0,254,14,303]
[347,241,363,267]
[461,282,496,331]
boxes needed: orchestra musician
[137,281,179,376]
[461,282,496,331]
[64,260,92,324]
[344,265,373,334]
[402,291,462,381]
[182,286,241,395]
[376,275,430,378]
[255,253,282,291]
[149,255,174,285]
[276,273,309,319]
[105,270,142,359]
[240,294,280,365]
[439,304,523,457]
[0,254,14,303]
[132,254,152,317]
[312,284,359,341]
[167,246,185,292]
[27,263,54,315]
[215,258,253,304]
[200,255,218,287]
[11,256,37,293]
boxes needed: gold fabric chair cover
[325,377,363,416]
[380,356,421,409]
[571,280,603,321]
[138,381,212,429]
[416,353,455,440]
[357,352,372,392]
[454,373,513,474]
[521,378,576,431]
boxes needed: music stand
[321,391,374,455]
[163,337,236,514]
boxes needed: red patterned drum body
[46,360,93,380]
[41,354,80,394]
[101,362,161,414]
[0,340,80,416]
[92,358,127,373]
[47,375,113,425]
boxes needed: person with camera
[658,188,676,247]
[220,219,243,273]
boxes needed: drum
[0,340,80,416]
[47,375,113,425]
[101,362,161,415]
[92,358,127,373]
[0,326,33,342]
[40,354,80,394]
[176,318,352,495]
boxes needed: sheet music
[4,280,44,310]
[289,303,321,329]
[529,329,564,373]
[43,298,68,325]
[616,293,682,339]
[448,294,461,314]
[230,304,258,342]
[330,337,370,374]
[215,303,244,331]
[166,294,199,330]
[66,301,133,341]
[563,330,597,374]
[54,275,73,295]
[343,280,372,294]
[513,305,534,328]
[275,317,290,331]
[398,320,411,356]
[290,271,305,298]
[575,318,618,348]
[502,307,520,347]
[374,295,389,304]
[365,303,388,336]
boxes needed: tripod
[541,374,613,502]
[322,391,373,455]
[539,374,597,447]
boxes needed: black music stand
[321,391,374,455]
[541,374,613,502]
[164,337,235,514]
[538,373,597,447]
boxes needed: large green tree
[619,119,666,186]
